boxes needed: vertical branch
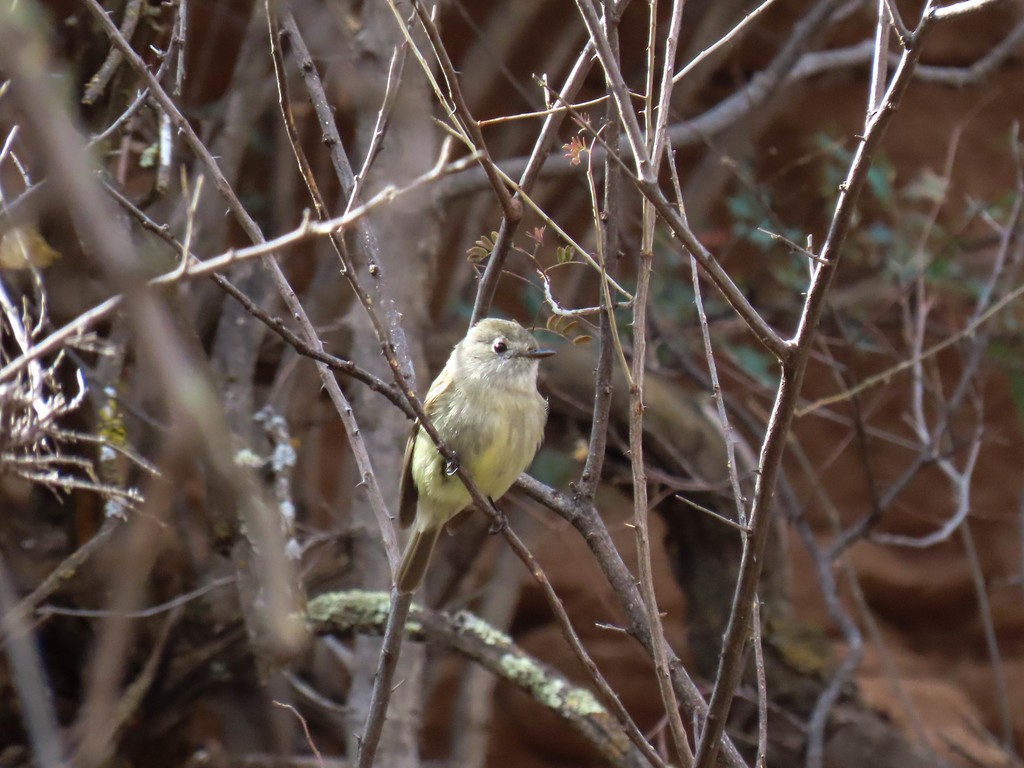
[692,6,940,766]
[751,599,768,768]
[668,154,748,524]
[628,2,693,764]
[574,0,653,180]
[577,8,623,503]
[649,0,686,167]
[868,0,890,115]
[629,244,693,767]
[266,7,402,570]
[0,556,65,768]
[795,512,864,768]
[174,0,188,96]
[960,504,1014,751]
[355,590,414,768]
[278,10,417,387]
[277,9,419,390]
[669,148,764,761]
[271,11,430,765]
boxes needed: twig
[0,555,66,768]
[573,0,652,180]
[344,43,408,215]
[672,0,786,83]
[668,153,748,525]
[436,12,1022,202]
[0,160,473,386]
[881,0,911,44]
[516,476,748,768]
[37,575,236,619]
[174,0,187,96]
[409,1,520,223]
[5,518,119,633]
[580,135,632,383]
[867,0,890,115]
[629,239,693,767]
[469,40,596,324]
[932,0,1010,21]
[751,599,768,768]
[798,279,1024,416]
[82,0,143,105]
[648,0,685,168]
[960,517,1015,751]
[756,227,826,264]
[477,96,610,126]
[273,703,326,768]
[544,64,788,360]
[501,525,671,768]
[495,167,632,299]
[577,33,624,504]
[278,8,426,395]
[793,511,864,768]
[629,2,693,760]
[674,494,750,534]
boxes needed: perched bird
[395,318,554,593]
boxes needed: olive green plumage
[395,319,553,593]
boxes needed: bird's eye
[492,339,508,354]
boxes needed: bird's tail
[396,525,443,593]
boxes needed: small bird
[395,318,554,593]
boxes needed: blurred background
[1,1,1024,767]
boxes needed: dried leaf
[0,225,61,270]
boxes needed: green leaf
[731,345,777,389]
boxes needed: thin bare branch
[673,0,786,83]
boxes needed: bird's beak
[520,348,556,359]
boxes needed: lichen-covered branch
[307,592,649,768]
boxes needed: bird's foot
[444,452,460,477]
[487,499,508,534]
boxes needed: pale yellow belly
[411,391,544,524]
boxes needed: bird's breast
[425,383,547,502]
[462,389,546,498]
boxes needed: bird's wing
[398,421,419,529]
[399,363,456,528]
